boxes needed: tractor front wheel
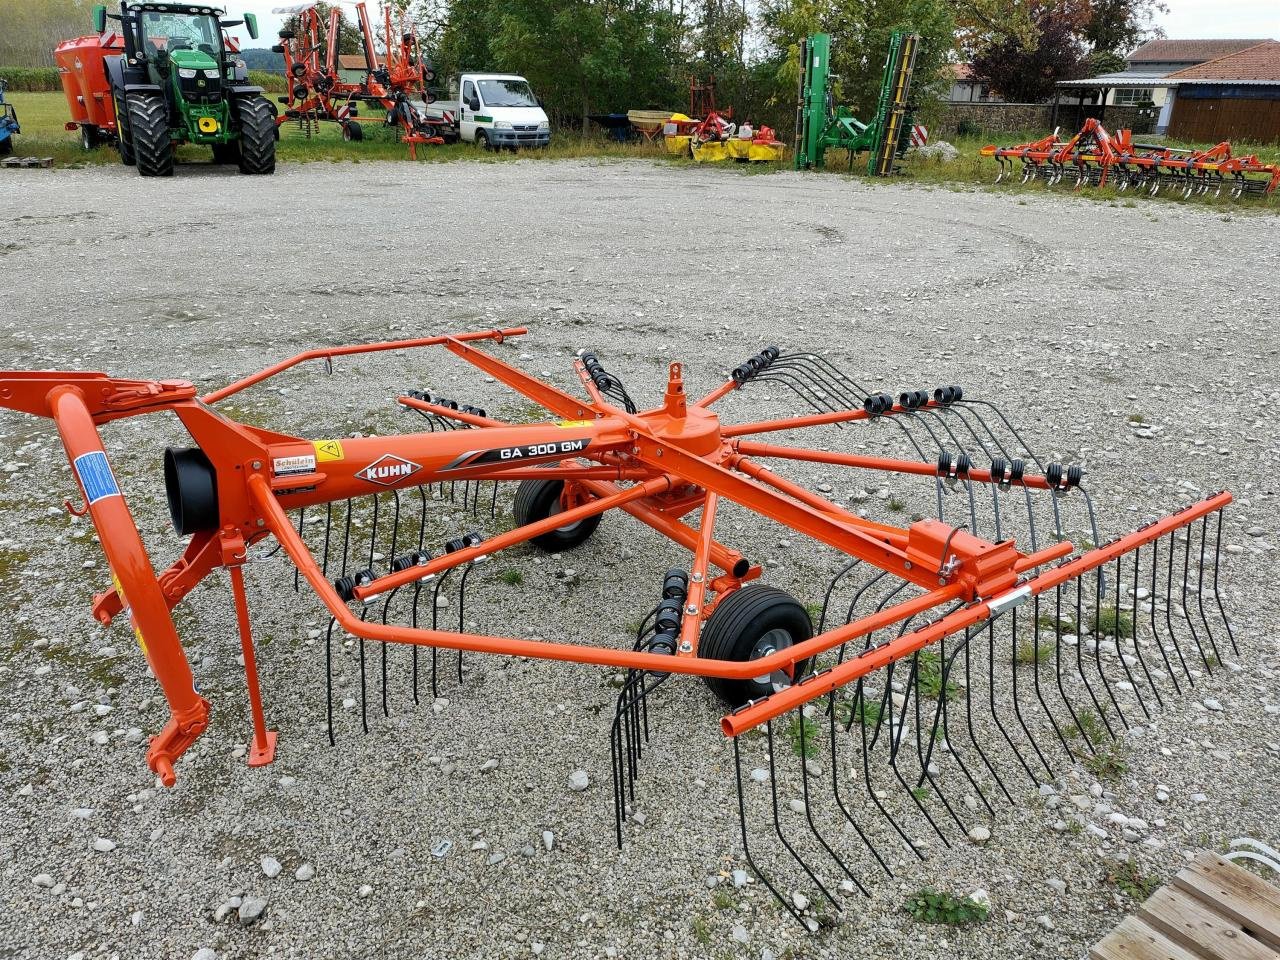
[512,477,600,552]
[113,91,136,166]
[236,96,276,175]
[697,585,813,707]
[125,92,173,177]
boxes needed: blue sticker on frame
[74,451,120,505]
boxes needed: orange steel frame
[0,328,1229,787]
[981,117,1280,194]
[276,1,446,156]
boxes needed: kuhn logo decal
[356,454,422,486]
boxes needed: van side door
[460,77,481,142]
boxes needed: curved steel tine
[764,719,842,911]
[1210,509,1236,653]
[1159,532,1195,686]
[1074,573,1117,739]
[826,692,893,876]
[853,679,928,859]
[1107,556,1150,722]
[324,617,338,746]
[959,625,1016,803]
[1124,547,1163,708]
[928,634,998,817]
[1054,582,1097,752]
[731,738,811,929]
[1028,594,1073,759]
[1007,606,1055,775]
[983,616,1041,783]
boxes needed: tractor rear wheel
[113,91,136,166]
[697,585,813,707]
[125,92,173,177]
[236,96,276,175]
[0,137,11,157]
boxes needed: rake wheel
[699,585,813,706]
[513,476,601,551]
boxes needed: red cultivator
[0,332,1236,929]
[273,1,454,154]
[981,118,1280,198]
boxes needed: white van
[424,73,551,149]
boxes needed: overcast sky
[223,0,1280,50]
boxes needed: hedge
[0,66,285,93]
[0,67,61,91]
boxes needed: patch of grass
[1038,613,1077,634]
[887,496,906,512]
[1128,413,1145,424]
[712,889,734,911]
[1069,708,1107,748]
[903,888,989,926]
[834,696,882,728]
[804,601,823,622]
[498,567,524,586]
[911,785,930,802]
[1090,607,1134,639]
[786,714,820,759]
[1105,859,1158,900]
[1016,637,1055,665]
[690,914,711,944]
[916,650,957,702]
[1084,744,1128,782]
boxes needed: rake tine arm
[398,395,505,428]
[731,441,1058,490]
[443,337,600,421]
[353,476,671,600]
[202,328,527,404]
[46,386,210,786]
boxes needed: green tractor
[94,2,276,176]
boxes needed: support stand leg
[229,564,278,767]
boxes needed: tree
[282,2,363,57]
[759,0,956,125]
[0,0,95,67]
[970,6,1090,103]
[1084,0,1167,55]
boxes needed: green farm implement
[793,30,920,175]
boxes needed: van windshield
[477,78,538,108]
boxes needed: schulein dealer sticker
[356,454,423,486]
[272,454,317,477]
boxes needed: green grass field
[4,90,1275,211]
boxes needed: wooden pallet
[1091,853,1280,960]
[1,156,54,169]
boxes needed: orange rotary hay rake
[0,330,1237,928]
[981,118,1280,199]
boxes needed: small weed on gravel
[834,696,882,727]
[1090,606,1134,639]
[1084,744,1128,782]
[916,650,957,701]
[499,568,524,586]
[786,714,820,758]
[1016,637,1055,665]
[903,889,990,926]
[1104,859,1158,900]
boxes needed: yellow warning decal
[313,439,345,462]
[557,420,592,429]
[133,622,148,657]
[111,570,125,602]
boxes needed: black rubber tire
[698,585,813,707]
[512,477,600,552]
[80,124,99,151]
[342,121,364,142]
[212,141,241,164]
[0,136,11,157]
[236,96,276,175]
[125,92,173,177]
[475,129,490,151]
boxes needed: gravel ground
[0,158,1277,960]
